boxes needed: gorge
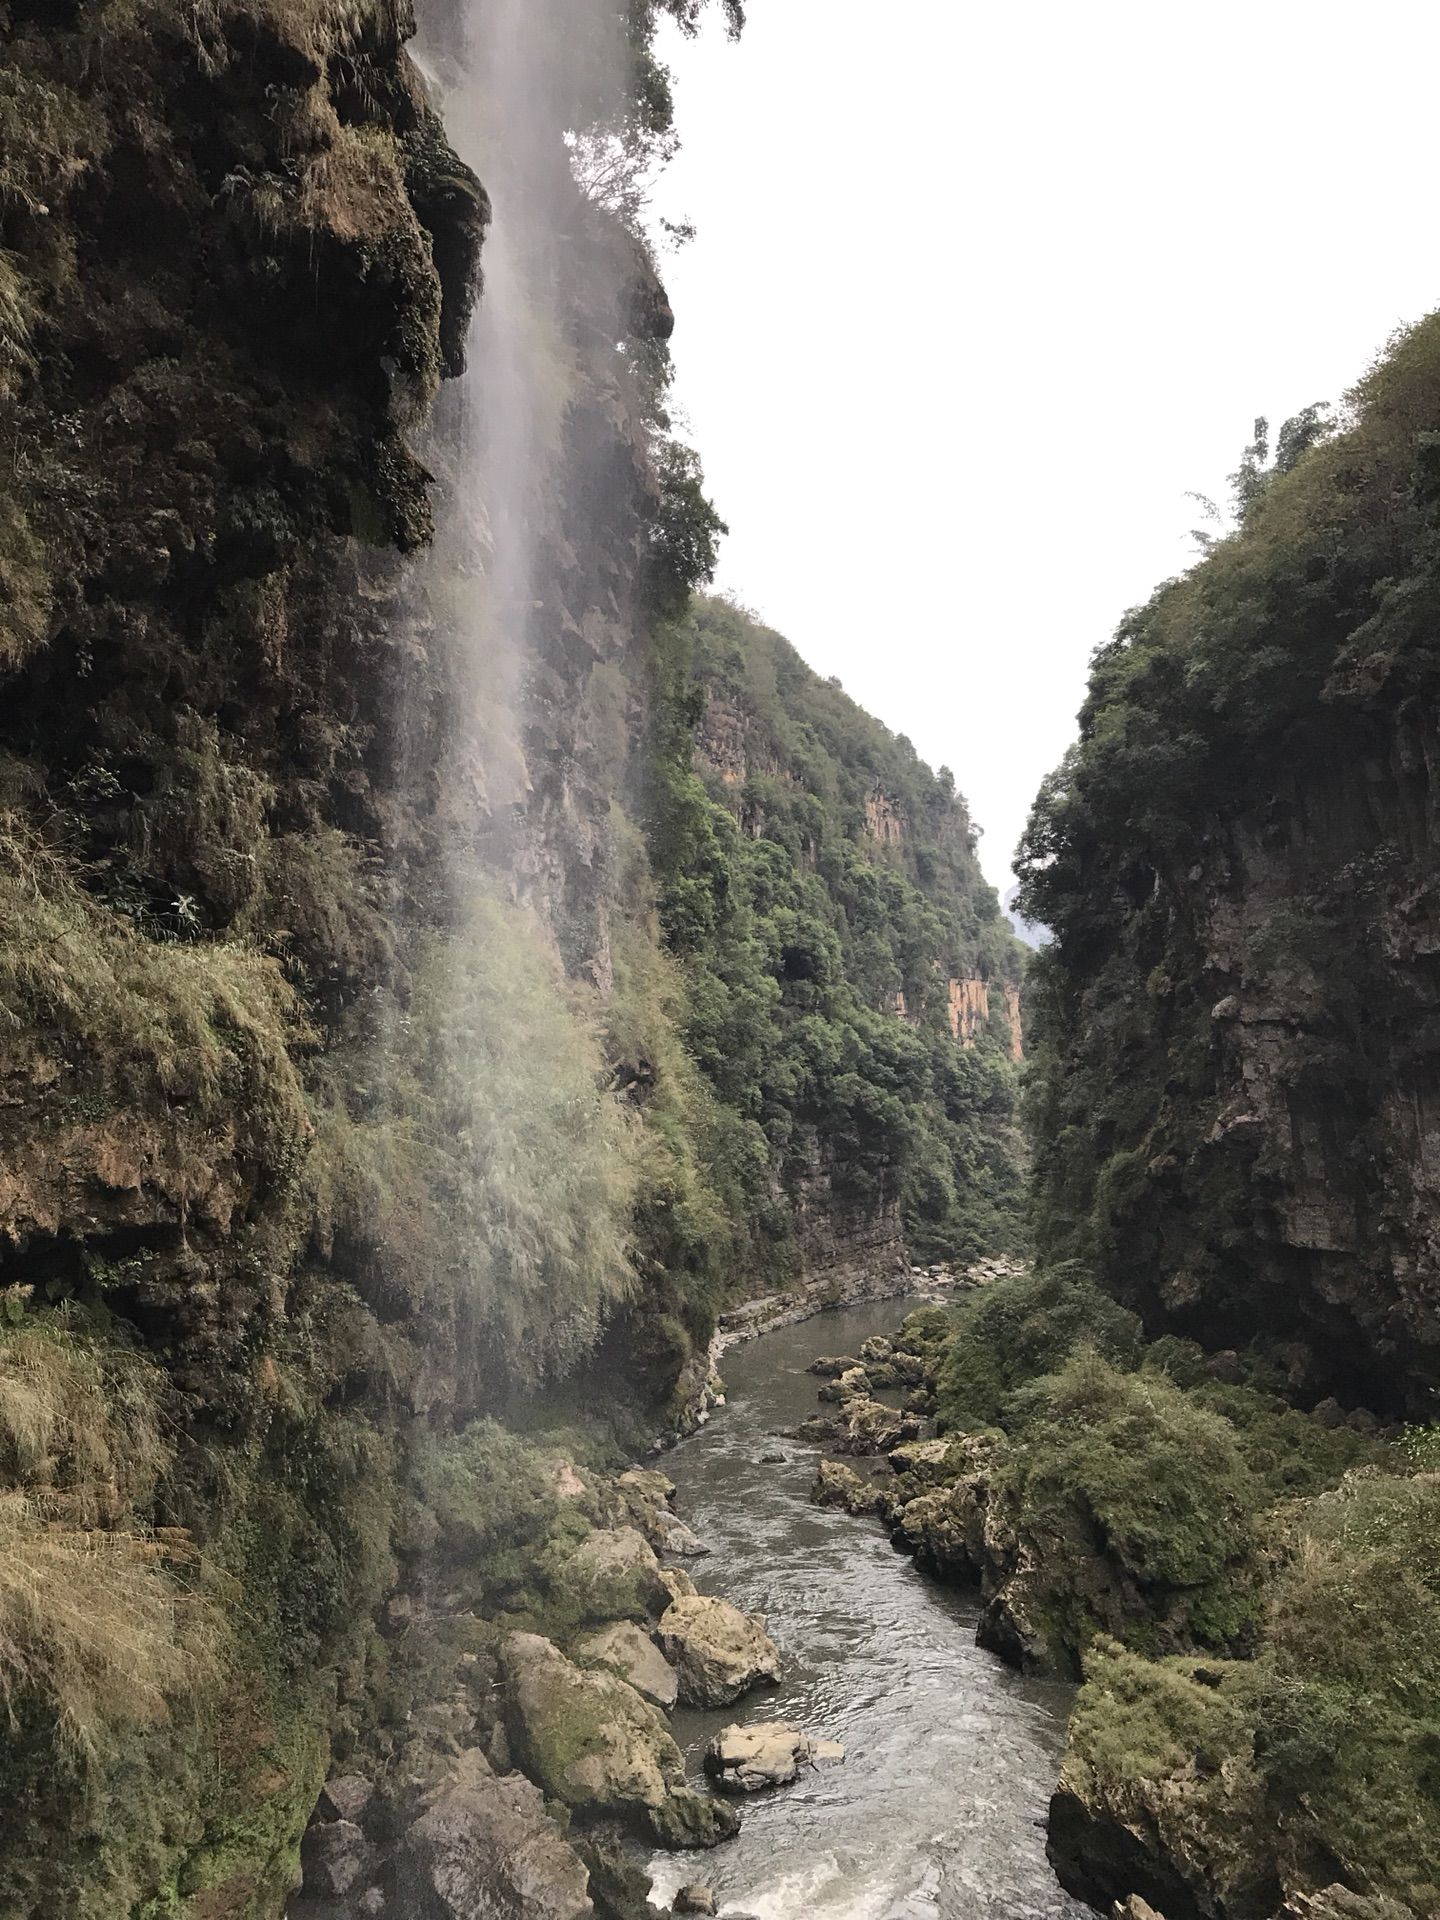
[1,3,1438,1920]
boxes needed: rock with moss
[656,1594,781,1707]
[559,1527,672,1623]
[501,1632,737,1849]
[832,1395,922,1456]
[812,1458,887,1517]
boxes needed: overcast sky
[649,0,1440,896]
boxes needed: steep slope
[642,595,1027,1296]
[1020,316,1440,1419]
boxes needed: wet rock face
[392,1752,594,1920]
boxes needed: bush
[997,1352,1261,1659]
[935,1264,1141,1432]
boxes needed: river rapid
[645,1298,1089,1920]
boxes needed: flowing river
[645,1298,1089,1920]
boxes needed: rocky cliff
[1020,320,1440,1419]
[0,2,1021,1912]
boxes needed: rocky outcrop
[656,1594,782,1708]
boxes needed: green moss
[934,1264,1141,1432]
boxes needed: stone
[657,1593,782,1707]
[675,1887,717,1915]
[858,1335,893,1363]
[1112,1901,1167,1920]
[317,1772,373,1824]
[807,1355,856,1377]
[390,1748,593,1920]
[832,1395,921,1455]
[811,1458,885,1516]
[502,1632,737,1848]
[703,1720,844,1793]
[576,1620,680,1711]
[758,1450,787,1464]
[565,1526,670,1620]
[659,1565,697,1604]
[299,1819,375,1900]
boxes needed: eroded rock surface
[657,1593,781,1707]
[575,1620,680,1711]
[703,1720,844,1794]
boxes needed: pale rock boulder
[657,1593,781,1707]
[575,1619,680,1711]
[703,1720,845,1793]
[501,1632,737,1848]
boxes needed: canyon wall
[1020,322,1440,1417]
[0,3,1021,1911]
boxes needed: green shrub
[935,1264,1141,1431]
[997,1352,1260,1659]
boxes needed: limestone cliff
[1020,319,1440,1418]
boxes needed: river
[645,1298,1089,1920]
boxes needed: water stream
[645,1299,1088,1920]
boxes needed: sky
[649,0,1440,895]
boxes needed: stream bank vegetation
[836,1202,1440,1920]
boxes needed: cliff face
[0,4,1023,1912]
[1020,318,1440,1418]
[651,597,1028,1281]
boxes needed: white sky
[650,0,1440,894]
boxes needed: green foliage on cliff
[641,595,1028,1275]
[1018,313,1440,1413]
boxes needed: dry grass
[0,1319,168,1527]
[0,1492,220,1764]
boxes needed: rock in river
[657,1593,781,1707]
[704,1720,845,1793]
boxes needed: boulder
[807,1355,856,1377]
[832,1396,921,1455]
[811,1458,886,1517]
[657,1593,781,1707]
[818,1364,872,1404]
[563,1527,670,1620]
[615,1468,710,1559]
[299,1819,375,1900]
[858,1335,893,1364]
[317,1773,373,1824]
[703,1720,844,1793]
[576,1620,680,1711]
[390,1749,593,1920]
[502,1632,737,1848]
[675,1888,717,1915]
[1112,1901,1167,1920]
